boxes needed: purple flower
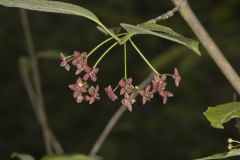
[60,53,70,71]
[83,67,99,82]
[72,51,87,66]
[139,85,154,104]
[159,90,173,104]
[72,51,88,75]
[172,68,181,87]
[105,85,118,101]
[68,78,87,103]
[121,93,136,112]
[152,75,167,93]
[86,85,100,104]
[119,78,134,95]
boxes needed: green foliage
[195,148,240,160]
[120,23,201,55]
[204,102,240,129]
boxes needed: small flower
[72,51,88,75]
[68,78,88,103]
[83,67,99,82]
[119,78,134,95]
[152,75,167,93]
[172,68,181,87]
[105,85,118,101]
[139,85,154,104]
[60,53,70,71]
[68,78,87,93]
[121,93,136,112]
[86,85,100,104]
[72,51,87,66]
[159,90,173,104]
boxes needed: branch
[19,9,64,154]
[171,0,240,95]
[146,6,181,24]
[89,73,154,156]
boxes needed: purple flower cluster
[104,68,181,111]
[60,51,181,111]
[60,51,100,104]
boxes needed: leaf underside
[204,102,240,129]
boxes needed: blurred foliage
[1,0,240,160]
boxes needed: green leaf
[140,23,181,36]
[97,26,122,36]
[41,155,95,160]
[18,56,31,75]
[194,148,240,160]
[204,102,240,129]
[11,152,35,160]
[0,0,118,40]
[0,0,99,24]
[120,23,201,55]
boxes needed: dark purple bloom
[139,85,154,104]
[121,93,136,112]
[119,78,134,95]
[86,85,100,104]
[172,68,181,87]
[105,85,118,101]
[60,53,70,71]
[152,75,167,93]
[159,90,173,104]
[83,67,99,82]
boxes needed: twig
[145,1,185,24]
[171,0,240,95]
[89,73,154,156]
[19,9,64,154]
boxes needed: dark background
[1,0,240,159]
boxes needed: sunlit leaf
[120,23,201,55]
[204,102,240,129]
[195,148,240,160]
[11,152,35,160]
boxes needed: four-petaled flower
[60,53,70,71]
[121,93,136,112]
[172,68,181,87]
[105,85,118,101]
[159,90,173,104]
[86,85,100,104]
[139,85,154,104]
[83,67,99,82]
[119,78,134,95]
